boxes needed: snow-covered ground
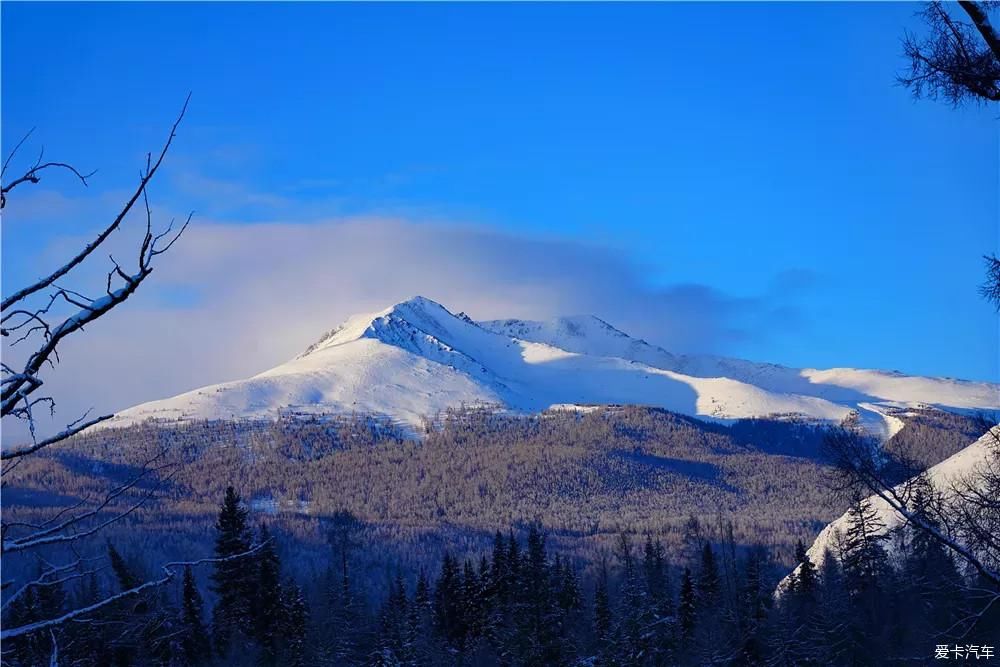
[100,296,1000,434]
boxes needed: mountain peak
[299,296,463,358]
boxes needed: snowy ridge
[777,425,1000,595]
[101,296,1000,435]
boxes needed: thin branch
[2,459,172,552]
[0,414,112,461]
[0,545,266,641]
[1,127,35,177]
[1,93,190,312]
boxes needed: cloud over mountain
[3,217,816,442]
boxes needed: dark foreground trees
[5,483,991,666]
[824,423,1000,647]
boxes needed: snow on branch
[1,454,173,553]
[825,425,1000,591]
[1,558,104,615]
[0,544,266,641]
[0,95,193,457]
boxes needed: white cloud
[1,216,811,443]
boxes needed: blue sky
[2,1,998,401]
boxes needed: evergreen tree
[105,542,165,663]
[811,548,849,665]
[678,567,696,640]
[180,565,211,666]
[642,535,674,665]
[773,542,821,665]
[462,558,484,645]
[408,569,435,665]
[838,496,894,663]
[737,547,769,666]
[793,540,818,600]
[490,530,509,604]
[615,532,647,663]
[280,579,309,667]
[697,542,720,606]
[514,524,561,664]
[840,495,889,600]
[593,557,613,649]
[254,523,283,665]
[210,485,254,656]
[64,573,109,667]
[4,584,58,666]
[377,572,409,663]
[434,552,467,655]
[326,510,365,664]
[898,479,964,651]
[555,555,582,613]
[108,542,140,591]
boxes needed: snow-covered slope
[777,425,1000,594]
[102,296,999,434]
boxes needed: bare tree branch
[0,92,189,312]
[825,426,1000,589]
[0,545,266,641]
[2,458,173,553]
[960,1,1000,59]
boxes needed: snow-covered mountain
[102,296,999,434]
[777,425,1000,594]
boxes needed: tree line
[5,480,997,666]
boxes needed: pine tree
[490,530,509,604]
[180,566,211,666]
[514,524,561,665]
[108,542,140,591]
[65,572,109,667]
[210,485,254,656]
[642,535,674,665]
[409,569,435,665]
[377,572,409,662]
[697,542,720,606]
[253,523,283,665]
[615,532,647,663]
[643,535,671,616]
[556,555,582,613]
[773,541,821,666]
[326,510,364,663]
[506,529,521,595]
[793,540,818,600]
[461,558,484,644]
[737,547,769,666]
[105,542,158,663]
[678,568,696,640]
[899,479,963,649]
[593,557,613,647]
[840,495,888,600]
[280,579,309,667]
[5,584,56,665]
[434,552,467,655]
[811,548,850,665]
